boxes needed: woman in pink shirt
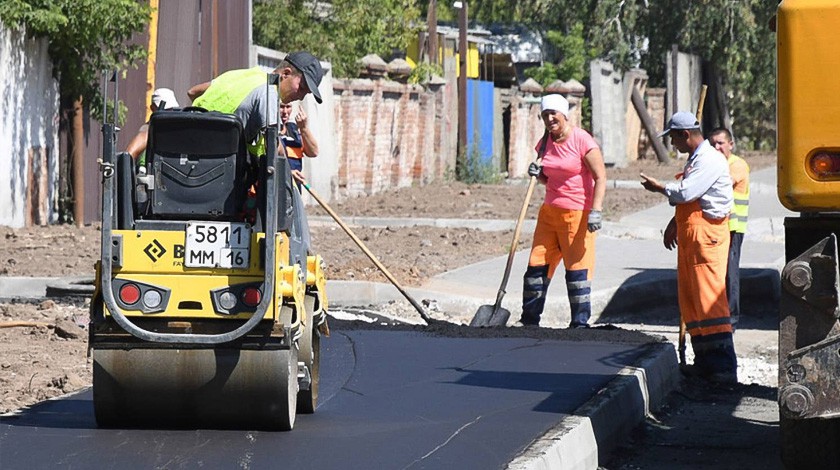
[517,94,606,328]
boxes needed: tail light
[119,283,141,305]
[142,289,163,309]
[241,287,262,307]
[808,151,840,180]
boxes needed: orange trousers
[528,205,596,278]
[675,201,732,337]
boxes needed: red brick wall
[332,79,589,198]
[332,79,452,200]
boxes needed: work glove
[528,162,542,178]
[587,210,602,232]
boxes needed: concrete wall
[0,25,60,228]
[590,60,627,167]
[666,50,703,120]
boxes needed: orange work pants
[528,205,596,278]
[521,205,596,326]
[675,201,732,337]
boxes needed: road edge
[506,342,679,470]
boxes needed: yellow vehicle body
[104,230,304,321]
[777,2,840,467]
[776,0,840,210]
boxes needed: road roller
[89,75,328,430]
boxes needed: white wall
[0,24,60,227]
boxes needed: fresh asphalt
[0,167,790,469]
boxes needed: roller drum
[93,346,299,430]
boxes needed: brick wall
[331,75,595,199]
[332,79,453,200]
[639,88,666,160]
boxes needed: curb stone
[507,342,679,469]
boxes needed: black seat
[144,110,253,221]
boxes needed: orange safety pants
[675,201,732,337]
[521,205,596,326]
[528,205,596,277]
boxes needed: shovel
[295,176,436,325]
[470,131,549,327]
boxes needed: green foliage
[408,61,443,85]
[456,142,503,184]
[463,0,778,149]
[524,22,590,87]
[253,0,421,78]
[523,62,559,87]
[0,0,151,111]
[548,23,589,82]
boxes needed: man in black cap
[187,51,324,161]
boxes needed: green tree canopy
[255,0,777,148]
[0,0,150,110]
[253,0,421,78]
[467,0,777,149]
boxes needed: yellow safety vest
[193,67,270,157]
[728,154,749,233]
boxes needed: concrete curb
[507,342,680,469]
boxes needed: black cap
[285,51,324,104]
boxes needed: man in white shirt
[641,111,737,384]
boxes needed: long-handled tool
[296,176,436,325]
[469,131,550,327]
[678,84,709,365]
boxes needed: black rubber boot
[566,268,591,327]
[520,265,550,326]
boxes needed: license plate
[185,222,251,269]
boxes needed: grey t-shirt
[232,83,278,146]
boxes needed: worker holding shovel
[515,94,606,328]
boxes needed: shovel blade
[469,304,511,327]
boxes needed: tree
[0,0,151,114]
[253,0,421,78]
[464,0,778,149]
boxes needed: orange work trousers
[675,201,732,337]
[528,205,596,278]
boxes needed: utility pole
[456,1,468,166]
[427,0,437,65]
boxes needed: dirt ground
[0,152,776,415]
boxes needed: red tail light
[808,151,840,179]
[241,287,261,307]
[119,283,141,305]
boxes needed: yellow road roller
[89,76,328,430]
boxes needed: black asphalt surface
[0,321,660,469]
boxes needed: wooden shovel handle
[298,178,433,324]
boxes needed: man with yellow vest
[187,51,324,181]
[709,127,749,330]
[641,112,737,384]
